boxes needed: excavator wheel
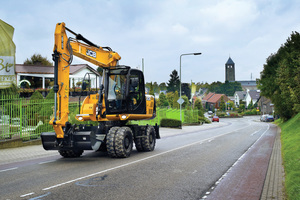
[106,126,120,158]
[134,137,143,152]
[114,127,133,158]
[141,126,156,151]
[58,149,84,158]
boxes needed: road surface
[0,116,276,200]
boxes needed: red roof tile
[202,92,215,101]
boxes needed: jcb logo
[86,49,96,58]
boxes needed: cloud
[1,0,300,84]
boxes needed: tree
[259,31,300,120]
[166,92,174,108]
[159,82,167,91]
[149,82,154,95]
[228,100,235,110]
[158,92,168,107]
[24,54,52,66]
[181,83,191,100]
[194,98,204,117]
[167,70,180,92]
[220,96,225,111]
[181,95,189,108]
[208,81,242,96]
[172,91,179,109]
[248,100,254,110]
[153,82,159,93]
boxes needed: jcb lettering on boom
[41,22,159,159]
[86,49,96,58]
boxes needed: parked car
[212,115,219,122]
[266,115,274,122]
[260,115,268,122]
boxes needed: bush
[244,108,260,115]
[45,89,55,99]
[160,118,182,128]
[30,91,44,100]
[218,113,226,117]
[198,116,211,124]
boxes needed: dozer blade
[41,131,94,151]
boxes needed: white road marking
[39,160,56,165]
[42,121,263,192]
[42,127,251,191]
[0,167,18,173]
[20,192,35,197]
[200,123,270,200]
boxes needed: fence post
[19,97,22,136]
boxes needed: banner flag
[0,19,16,89]
[191,81,196,96]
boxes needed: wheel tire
[114,127,133,158]
[106,126,119,158]
[142,126,156,152]
[134,137,143,152]
[58,149,83,158]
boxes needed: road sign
[177,97,184,105]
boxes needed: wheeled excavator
[41,22,159,158]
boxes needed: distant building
[258,96,274,115]
[225,57,235,82]
[245,90,260,108]
[15,64,100,89]
[202,92,229,110]
[236,80,257,91]
[225,57,257,91]
[234,91,247,107]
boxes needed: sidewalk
[260,128,285,200]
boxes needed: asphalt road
[0,116,275,200]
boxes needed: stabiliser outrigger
[41,22,159,158]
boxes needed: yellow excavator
[41,22,159,158]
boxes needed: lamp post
[179,52,202,122]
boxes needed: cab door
[127,69,146,114]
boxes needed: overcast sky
[1,0,299,84]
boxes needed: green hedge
[160,118,182,128]
[198,116,211,124]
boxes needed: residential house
[234,91,247,107]
[202,92,229,110]
[258,96,274,115]
[15,64,100,89]
[245,90,260,108]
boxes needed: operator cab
[105,66,146,115]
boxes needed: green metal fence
[0,95,54,140]
[0,95,199,141]
[131,108,199,126]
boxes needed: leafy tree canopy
[259,31,300,120]
[24,54,52,66]
[207,81,242,96]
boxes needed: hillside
[278,113,300,200]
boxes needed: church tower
[225,57,235,82]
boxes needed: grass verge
[276,113,300,199]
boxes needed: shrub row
[160,118,182,128]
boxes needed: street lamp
[179,52,202,122]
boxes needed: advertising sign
[0,19,16,89]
